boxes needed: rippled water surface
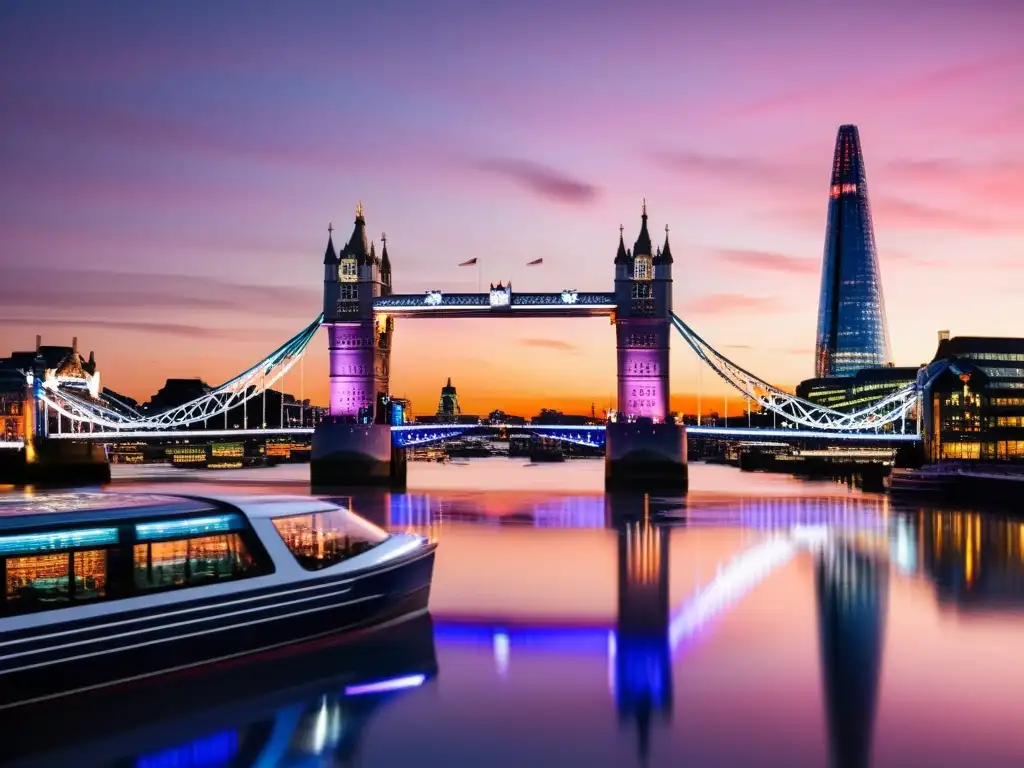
[7,459,1024,767]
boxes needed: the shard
[814,125,891,378]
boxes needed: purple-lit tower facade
[322,203,394,418]
[605,202,686,492]
[312,204,402,488]
[614,202,673,422]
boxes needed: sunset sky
[1,1,1022,417]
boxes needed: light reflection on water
[7,460,1024,767]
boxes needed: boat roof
[0,491,342,532]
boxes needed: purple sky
[2,1,1022,414]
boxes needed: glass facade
[272,509,390,571]
[923,338,1024,463]
[814,125,892,378]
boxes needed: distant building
[437,377,460,423]
[0,336,137,431]
[922,335,1024,462]
[531,408,590,426]
[488,409,526,425]
[814,125,891,378]
[145,378,211,412]
[797,366,919,416]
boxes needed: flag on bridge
[458,258,478,266]
[526,258,544,266]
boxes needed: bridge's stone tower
[614,201,673,422]
[312,204,404,489]
[606,202,687,491]
[322,204,393,418]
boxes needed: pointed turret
[633,199,652,257]
[342,201,371,264]
[369,241,377,266]
[654,224,673,265]
[615,225,630,265]
[380,233,392,295]
[380,233,392,273]
[323,223,338,264]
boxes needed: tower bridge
[6,198,926,487]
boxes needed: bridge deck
[372,291,615,319]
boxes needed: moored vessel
[0,491,435,710]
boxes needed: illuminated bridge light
[135,515,243,541]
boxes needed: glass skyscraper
[814,125,892,378]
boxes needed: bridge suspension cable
[670,313,917,432]
[38,314,325,431]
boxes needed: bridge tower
[606,202,687,491]
[614,201,672,422]
[312,204,404,488]
[322,204,393,417]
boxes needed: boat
[888,465,959,495]
[0,491,436,710]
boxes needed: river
[7,458,1024,766]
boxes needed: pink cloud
[873,198,1020,233]
[883,159,1024,207]
[716,52,1024,120]
[715,248,817,275]
[686,293,780,315]
[473,159,599,204]
[520,338,577,352]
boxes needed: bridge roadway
[33,424,922,446]
[371,291,616,319]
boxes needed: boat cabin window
[272,508,389,571]
[132,514,264,592]
[0,513,273,616]
[1,527,118,615]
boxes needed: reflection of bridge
[376,492,891,767]
[8,204,932,486]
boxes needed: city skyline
[2,2,1023,416]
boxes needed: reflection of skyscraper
[814,125,891,378]
[614,517,672,766]
[816,544,888,768]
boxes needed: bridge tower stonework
[312,205,405,488]
[605,203,688,491]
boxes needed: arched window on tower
[634,255,652,281]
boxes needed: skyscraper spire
[814,125,891,378]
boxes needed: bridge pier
[605,422,688,492]
[311,421,406,490]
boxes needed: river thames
[6,458,1024,767]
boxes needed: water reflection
[816,542,889,768]
[615,520,671,766]
[5,613,437,768]
[9,465,1024,765]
